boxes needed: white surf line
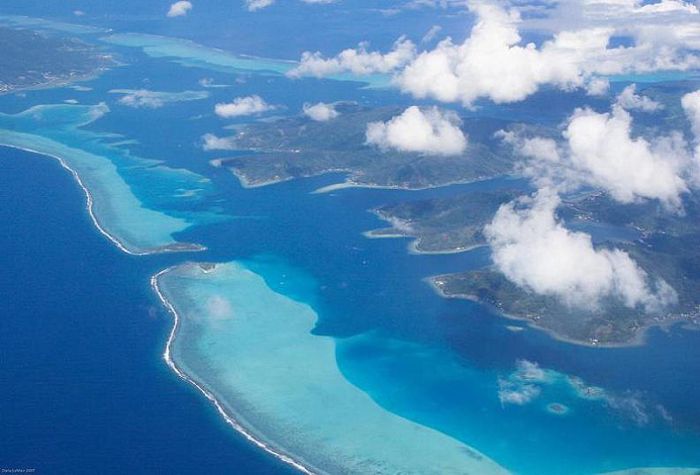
[0,144,202,256]
[150,267,317,475]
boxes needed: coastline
[424,275,654,349]
[0,66,111,98]
[150,266,318,475]
[151,263,511,475]
[0,144,205,256]
[363,229,483,255]
[211,159,502,195]
[363,209,484,256]
[312,175,499,194]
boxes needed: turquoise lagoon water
[158,261,508,475]
[101,33,392,88]
[0,103,218,253]
[108,88,211,106]
[2,13,700,475]
[102,33,297,76]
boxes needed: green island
[423,191,700,346]
[0,26,112,94]
[212,104,515,190]
[366,190,521,253]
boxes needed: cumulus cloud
[682,90,700,143]
[167,1,192,17]
[114,90,167,108]
[498,379,541,405]
[245,0,334,10]
[615,84,662,111]
[109,89,208,109]
[564,105,688,207]
[366,106,467,156]
[214,95,273,118]
[485,189,677,311]
[288,37,416,78]
[303,102,339,121]
[497,359,665,425]
[201,133,237,151]
[285,0,699,104]
[586,77,610,96]
[395,2,699,106]
[498,360,552,405]
[422,25,443,44]
[681,89,700,177]
[503,101,691,210]
[245,0,274,10]
[396,3,597,105]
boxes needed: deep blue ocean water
[1,3,700,474]
[0,149,292,474]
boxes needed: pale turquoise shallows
[100,32,391,88]
[0,103,212,254]
[102,33,296,75]
[158,261,510,475]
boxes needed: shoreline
[0,144,205,256]
[212,160,504,195]
[424,275,654,349]
[363,209,484,256]
[150,266,318,475]
[0,67,110,98]
[312,175,501,195]
[363,229,483,255]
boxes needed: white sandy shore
[312,175,497,195]
[0,144,142,255]
[363,229,482,255]
[425,275,656,349]
[150,267,317,475]
[152,263,512,475]
[0,144,205,256]
[363,209,484,256]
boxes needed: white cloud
[115,90,166,108]
[395,2,700,106]
[498,360,552,405]
[485,189,677,311]
[366,106,467,156]
[167,1,193,17]
[681,89,700,177]
[245,0,275,10]
[521,0,700,70]
[564,105,688,207]
[615,84,662,111]
[503,102,691,210]
[586,77,610,96]
[245,0,335,9]
[498,379,541,405]
[288,37,416,78]
[202,133,237,151]
[397,2,600,105]
[285,0,698,104]
[110,89,208,109]
[422,25,443,44]
[214,95,273,118]
[303,102,339,121]
[682,89,700,141]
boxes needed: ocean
[1,4,700,474]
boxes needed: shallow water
[1,10,700,475]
